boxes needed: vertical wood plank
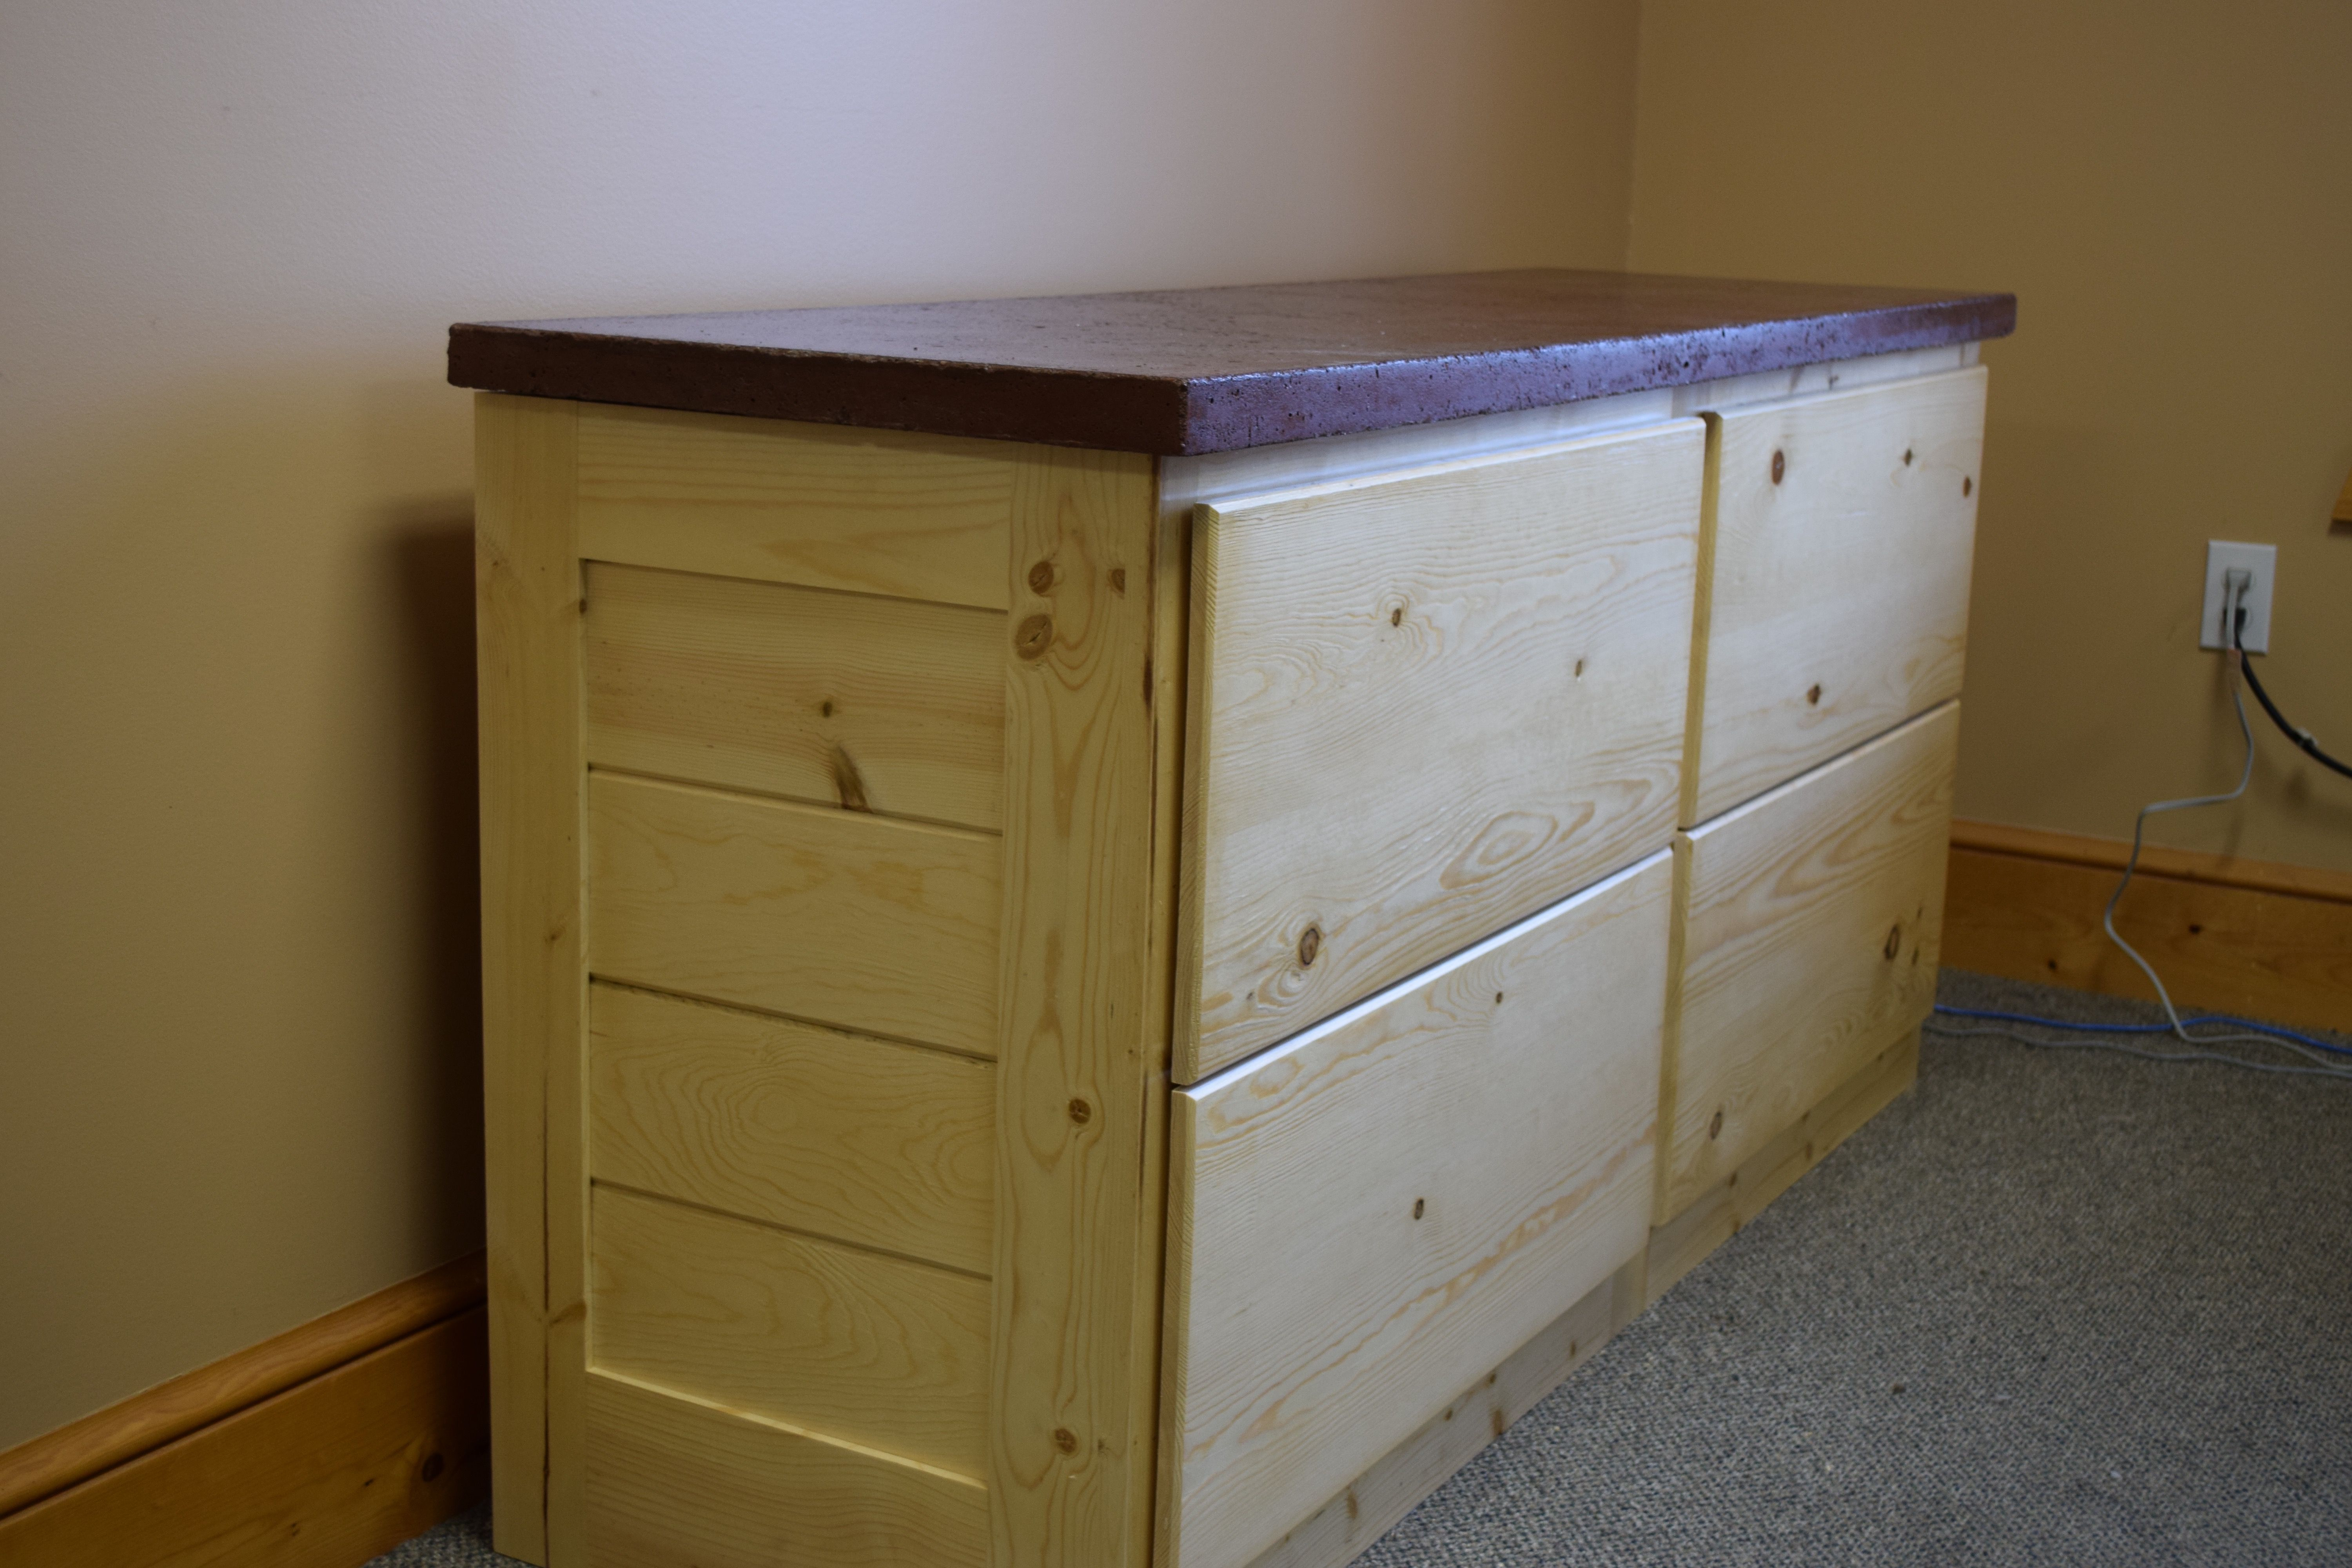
[475,392,585,1566]
[987,447,1166,1568]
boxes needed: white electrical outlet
[2200,540,2275,654]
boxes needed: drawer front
[1165,852,1670,1568]
[1660,701,1957,1223]
[1181,420,1702,1080]
[1686,368,1984,826]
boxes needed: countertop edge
[447,292,2015,455]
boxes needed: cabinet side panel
[475,393,586,1566]
[988,448,1166,1568]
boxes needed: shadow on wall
[385,505,486,1259]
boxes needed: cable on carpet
[1928,569,2352,1082]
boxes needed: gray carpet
[372,969,2352,1567]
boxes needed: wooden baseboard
[1943,819,2352,1038]
[0,1252,489,1568]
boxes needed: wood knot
[1494,991,1504,1005]
[1884,922,1902,960]
[1052,1428,1078,1455]
[1014,613,1053,660]
[1708,1108,1724,1141]
[1067,1098,1092,1125]
[1771,449,1786,485]
[1903,448,1914,466]
[1109,566,1127,594]
[1806,683,1822,706]
[1390,606,1403,626]
[1412,1197,1425,1220]
[830,746,870,813]
[1027,560,1055,594]
[420,1452,445,1483]
[1963,475,1973,497]
[820,699,835,718]
[1296,924,1322,968]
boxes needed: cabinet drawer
[1180,420,1702,1080]
[1685,369,1983,825]
[1164,851,1670,1568]
[1660,702,1957,1223]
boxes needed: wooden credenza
[454,270,2012,1568]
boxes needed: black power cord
[2233,601,2352,779]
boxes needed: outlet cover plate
[2200,540,2275,654]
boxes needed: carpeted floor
[372,968,2352,1567]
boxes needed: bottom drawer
[1163,851,1671,1568]
[1659,701,1958,1224]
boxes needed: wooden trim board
[0,1256,489,1568]
[1943,820,2352,1039]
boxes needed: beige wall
[1630,0,2352,871]
[0,3,1642,1449]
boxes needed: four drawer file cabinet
[456,270,2013,1568]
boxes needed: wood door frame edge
[0,1249,487,1519]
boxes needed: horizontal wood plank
[1180,421,1701,1078]
[1948,818,2352,906]
[1686,369,1983,825]
[587,772,1000,1055]
[585,1370,986,1568]
[1165,853,1671,1568]
[590,1187,989,1479]
[0,1310,488,1568]
[586,563,1005,830]
[1662,703,1957,1221]
[576,405,1014,609]
[589,984,994,1276]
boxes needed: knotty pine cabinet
[457,270,2011,1568]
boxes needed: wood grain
[1662,702,1957,1222]
[0,1252,483,1519]
[0,1310,488,1568]
[1649,1030,1919,1301]
[1949,818,2352,906]
[586,562,1005,829]
[1941,840,2352,1041]
[584,1370,986,1568]
[986,446,1168,1568]
[1244,1257,1644,1568]
[1165,852,1671,1568]
[590,1186,989,1479]
[1180,420,1702,1079]
[473,391,586,1564]
[589,982,995,1276]
[587,772,1001,1055]
[576,404,1014,609]
[1685,368,1984,825]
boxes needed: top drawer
[1177,420,1703,1082]
[1684,368,1985,826]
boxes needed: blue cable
[1932,1003,2352,1058]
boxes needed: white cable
[2093,569,2321,1060]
